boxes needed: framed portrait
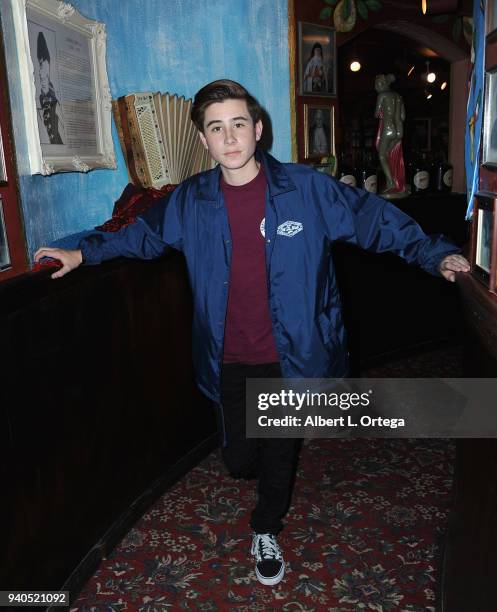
[12,0,116,175]
[487,0,497,37]
[298,22,336,97]
[0,196,11,272]
[0,126,7,185]
[482,67,497,168]
[304,105,335,159]
[471,194,497,290]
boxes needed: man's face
[199,99,262,172]
[39,59,50,94]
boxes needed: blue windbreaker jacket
[81,150,459,407]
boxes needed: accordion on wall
[112,92,216,188]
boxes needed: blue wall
[1,0,291,257]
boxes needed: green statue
[374,74,408,198]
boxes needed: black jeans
[220,362,300,535]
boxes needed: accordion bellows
[112,92,215,188]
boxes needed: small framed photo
[487,0,497,36]
[471,194,497,290]
[298,22,336,97]
[304,105,335,159]
[0,126,7,185]
[0,196,11,272]
[12,0,116,175]
[482,67,497,168]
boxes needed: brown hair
[191,79,263,132]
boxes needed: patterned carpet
[71,346,459,611]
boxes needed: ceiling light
[350,61,361,72]
[422,0,427,14]
[407,65,415,76]
[441,81,447,90]
[427,72,436,83]
[427,93,432,99]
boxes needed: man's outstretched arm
[33,189,183,280]
[322,177,470,281]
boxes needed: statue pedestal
[379,188,409,200]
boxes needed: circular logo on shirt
[260,217,265,238]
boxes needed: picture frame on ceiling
[299,21,336,97]
[486,0,497,37]
[11,0,116,175]
[0,126,7,185]
[471,193,497,291]
[482,66,497,168]
[304,104,335,159]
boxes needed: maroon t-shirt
[221,167,279,364]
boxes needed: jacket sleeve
[319,177,461,277]
[80,189,183,265]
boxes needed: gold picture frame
[303,104,335,160]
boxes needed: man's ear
[198,130,209,150]
[255,119,263,142]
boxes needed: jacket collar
[195,148,296,201]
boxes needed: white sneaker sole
[255,562,285,586]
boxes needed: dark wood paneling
[0,252,217,594]
[333,192,469,370]
[440,274,497,611]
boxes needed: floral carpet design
[72,436,454,611]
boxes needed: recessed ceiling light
[427,72,436,83]
[441,81,447,90]
[350,61,361,72]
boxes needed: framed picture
[471,194,497,290]
[298,22,336,97]
[0,196,11,272]
[487,0,497,36]
[12,0,116,175]
[304,105,335,159]
[482,66,497,168]
[0,126,7,185]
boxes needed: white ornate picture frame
[12,0,116,175]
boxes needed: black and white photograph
[0,126,7,184]
[299,22,336,97]
[482,66,497,167]
[476,205,493,274]
[12,0,115,174]
[0,197,10,271]
[487,0,497,36]
[29,25,66,145]
[304,104,334,159]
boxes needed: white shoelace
[251,533,283,562]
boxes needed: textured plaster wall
[0,0,291,256]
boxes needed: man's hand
[438,253,470,282]
[34,247,83,279]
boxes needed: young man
[35,80,470,587]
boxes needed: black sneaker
[251,533,285,586]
